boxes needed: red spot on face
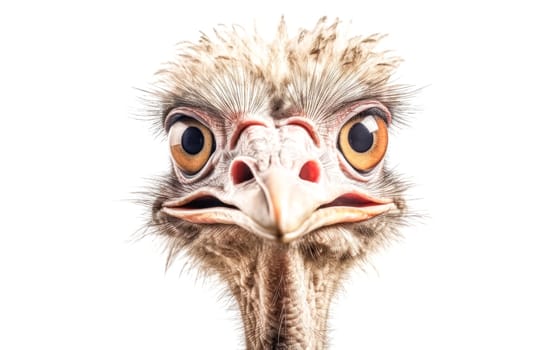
[299,161,320,183]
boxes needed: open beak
[162,163,395,243]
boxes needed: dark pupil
[348,123,374,152]
[181,127,204,154]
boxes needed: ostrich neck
[226,245,343,350]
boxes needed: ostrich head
[144,18,411,349]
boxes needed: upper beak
[252,167,324,238]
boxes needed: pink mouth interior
[175,196,238,210]
[318,193,382,209]
[170,193,382,211]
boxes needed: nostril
[299,161,320,183]
[231,160,255,185]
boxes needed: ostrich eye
[338,113,388,172]
[168,116,215,175]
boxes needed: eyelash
[354,107,388,123]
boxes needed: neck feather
[225,245,344,349]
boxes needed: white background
[1,1,556,349]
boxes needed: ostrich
[143,17,412,349]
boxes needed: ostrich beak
[162,162,395,243]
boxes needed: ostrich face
[146,18,410,349]
[162,101,395,243]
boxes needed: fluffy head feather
[145,17,411,130]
